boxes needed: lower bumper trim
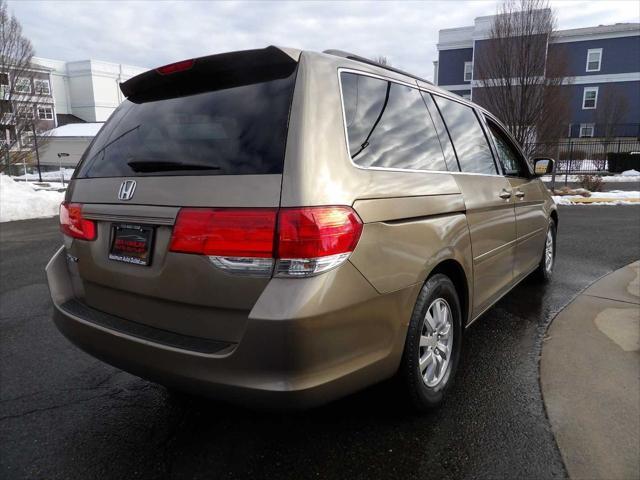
[60,299,233,355]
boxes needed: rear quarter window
[340,72,448,172]
[77,68,297,178]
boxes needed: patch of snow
[542,174,640,183]
[552,190,640,206]
[43,122,104,137]
[13,168,75,182]
[0,174,64,222]
[621,169,640,177]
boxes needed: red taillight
[169,208,277,257]
[60,202,96,241]
[156,59,195,75]
[277,207,362,259]
[169,206,363,277]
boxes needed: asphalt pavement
[1,207,640,480]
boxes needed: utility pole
[31,122,42,182]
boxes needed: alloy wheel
[418,298,454,388]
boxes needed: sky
[7,0,640,81]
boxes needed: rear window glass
[433,96,497,175]
[340,73,448,172]
[77,68,297,178]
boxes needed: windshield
[76,67,297,178]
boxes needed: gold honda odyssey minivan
[46,46,557,410]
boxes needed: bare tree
[473,0,570,155]
[594,86,629,140]
[0,0,50,174]
[375,56,390,66]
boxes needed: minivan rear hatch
[64,47,298,344]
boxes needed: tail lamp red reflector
[60,202,96,241]
[156,59,195,75]
[169,208,277,258]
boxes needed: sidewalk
[541,261,640,480]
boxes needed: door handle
[498,189,512,199]
[515,190,525,199]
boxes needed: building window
[579,123,595,138]
[464,61,473,82]
[34,79,51,96]
[585,48,602,72]
[462,93,471,100]
[37,105,54,120]
[20,131,34,148]
[16,104,35,119]
[0,73,8,99]
[582,87,598,109]
[14,77,31,94]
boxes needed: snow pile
[552,190,640,206]
[542,173,640,183]
[0,174,64,222]
[13,168,75,182]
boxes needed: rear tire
[400,274,462,412]
[534,218,556,282]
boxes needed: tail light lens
[60,202,96,241]
[169,208,277,257]
[169,206,363,277]
[275,207,363,277]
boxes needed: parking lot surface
[1,206,639,479]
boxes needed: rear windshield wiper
[127,160,222,173]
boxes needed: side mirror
[533,158,554,176]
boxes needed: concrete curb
[541,261,640,479]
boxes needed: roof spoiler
[120,46,299,102]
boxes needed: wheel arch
[427,259,470,327]
[550,208,559,228]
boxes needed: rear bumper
[46,246,417,408]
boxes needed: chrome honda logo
[118,180,136,201]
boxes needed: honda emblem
[118,180,137,201]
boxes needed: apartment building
[434,16,640,139]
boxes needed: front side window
[582,87,598,109]
[464,62,473,82]
[37,105,54,120]
[586,48,602,72]
[14,77,31,93]
[487,120,527,177]
[341,72,448,172]
[579,123,595,138]
[434,95,497,175]
[34,79,51,95]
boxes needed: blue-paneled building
[434,16,640,139]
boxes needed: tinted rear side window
[341,72,447,172]
[77,68,297,178]
[433,96,497,175]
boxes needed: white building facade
[32,57,147,123]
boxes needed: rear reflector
[169,208,277,258]
[169,206,363,277]
[156,59,195,75]
[60,202,96,241]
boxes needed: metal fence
[526,139,640,175]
